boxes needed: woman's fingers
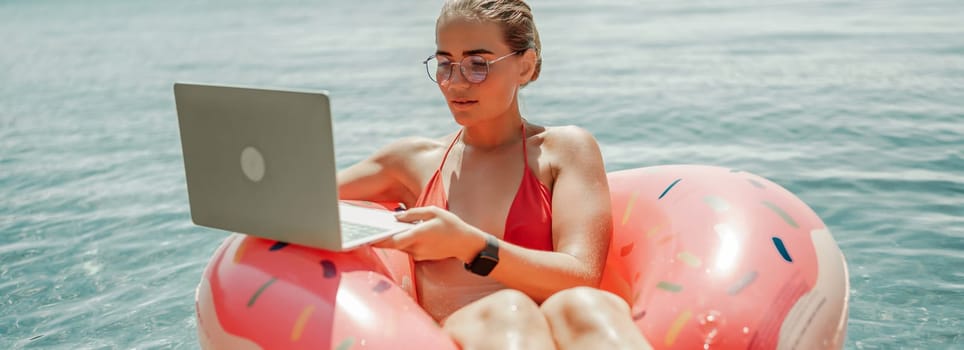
[380,208,434,249]
[373,228,417,249]
[371,235,399,249]
[393,206,443,223]
[378,206,466,261]
[372,224,449,260]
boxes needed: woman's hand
[373,206,486,263]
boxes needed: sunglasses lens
[433,58,451,83]
[425,55,492,84]
[464,56,488,83]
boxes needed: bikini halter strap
[436,129,463,173]
[438,124,529,171]
[520,123,529,166]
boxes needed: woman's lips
[450,99,478,109]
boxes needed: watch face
[470,255,499,276]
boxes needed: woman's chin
[448,109,479,125]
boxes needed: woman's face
[434,17,524,126]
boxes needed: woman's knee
[541,287,650,349]
[541,286,631,325]
[447,289,544,326]
[443,289,554,350]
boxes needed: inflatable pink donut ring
[195,164,850,349]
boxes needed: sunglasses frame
[423,50,524,84]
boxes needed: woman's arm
[337,137,428,205]
[487,126,612,301]
[378,126,612,303]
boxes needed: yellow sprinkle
[621,191,639,226]
[612,276,632,303]
[664,310,692,346]
[233,239,250,264]
[290,305,316,341]
[646,225,663,238]
[657,235,674,245]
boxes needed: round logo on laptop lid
[240,146,265,182]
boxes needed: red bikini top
[414,125,553,251]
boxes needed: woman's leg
[442,289,556,350]
[540,287,652,350]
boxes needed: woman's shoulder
[538,125,601,152]
[533,125,604,173]
[383,135,447,152]
[371,134,458,166]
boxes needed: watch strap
[464,235,499,276]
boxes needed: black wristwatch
[464,235,499,276]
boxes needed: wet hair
[438,0,542,86]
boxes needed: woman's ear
[518,49,537,85]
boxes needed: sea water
[1,0,962,348]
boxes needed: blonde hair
[438,0,542,86]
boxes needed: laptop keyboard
[341,221,387,242]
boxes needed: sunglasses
[423,50,524,84]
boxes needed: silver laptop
[173,82,413,251]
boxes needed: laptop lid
[173,82,345,249]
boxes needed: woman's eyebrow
[435,48,495,56]
[463,48,494,55]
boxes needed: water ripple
[2,0,963,348]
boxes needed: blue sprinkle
[321,260,337,278]
[658,178,682,199]
[269,241,289,251]
[247,277,277,307]
[373,280,391,293]
[633,310,647,320]
[772,237,792,262]
[727,271,758,295]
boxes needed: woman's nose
[441,65,471,88]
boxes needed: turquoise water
[2,0,962,348]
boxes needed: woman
[338,1,650,348]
